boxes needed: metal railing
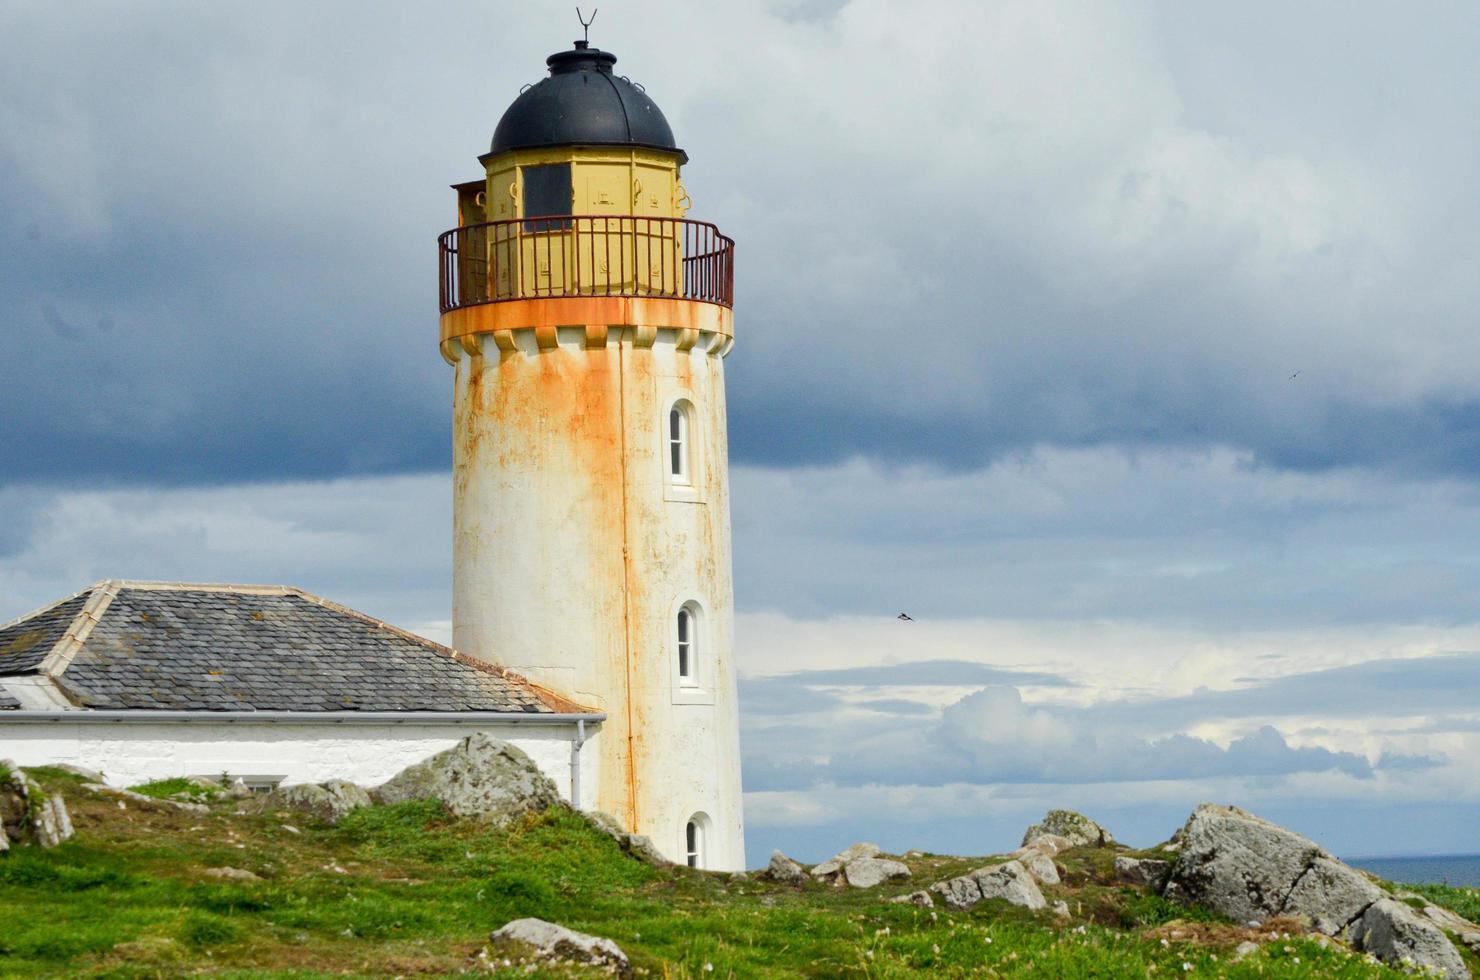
[438,215,734,314]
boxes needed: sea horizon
[1347,853,1480,888]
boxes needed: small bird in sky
[897,612,914,621]
[1290,370,1300,379]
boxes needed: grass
[127,776,220,803]
[0,766,1444,977]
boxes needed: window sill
[664,483,704,504]
[672,686,716,706]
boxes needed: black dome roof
[490,43,684,161]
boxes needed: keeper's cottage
[0,37,746,871]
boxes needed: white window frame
[663,397,702,503]
[684,813,710,869]
[670,598,715,704]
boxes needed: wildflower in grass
[1182,963,1193,972]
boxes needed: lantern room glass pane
[522,164,572,230]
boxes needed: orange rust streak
[440,297,733,350]
[618,338,639,834]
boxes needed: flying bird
[897,612,914,621]
[1290,371,1300,380]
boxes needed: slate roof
[0,582,587,714]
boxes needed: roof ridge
[113,580,296,594]
[0,580,104,633]
[36,579,122,683]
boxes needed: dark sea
[1349,855,1480,888]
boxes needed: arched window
[668,403,691,486]
[685,816,704,868]
[676,603,699,687]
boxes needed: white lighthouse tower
[437,38,745,870]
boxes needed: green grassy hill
[1,766,1475,977]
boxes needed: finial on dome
[575,7,598,46]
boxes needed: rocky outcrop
[1164,803,1470,977]
[204,866,262,881]
[844,857,911,889]
[807,842,911,889]
[490,917,629,976]
[929,859,1046,911]
[1,761,74,850]
[1114,856,1172,892]
[1348,899,1468,980]
[811,842,880,879]
[372,734,561,826]
[1021,810,1115,848]
[585,811,667,865]
[83,783,210,814]
[765,849,807,883]
[257,780,371,825]
[1012,844,1062,886]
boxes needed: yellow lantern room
[443,41,726,312]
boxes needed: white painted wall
[0,721,596,803]
[451,325,746,870]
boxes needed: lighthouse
[437,38,745,870]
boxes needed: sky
[3,1,1480,867]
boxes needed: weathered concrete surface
[450,326,745,870]
[490,917,630,976]
[373,733,561,825]
[1348,899,1469,979]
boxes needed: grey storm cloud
[6,3,1480,483]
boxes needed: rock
[1415,898,1480,936]
[1347,898,1468,979]
[1021,810,1115,849]
[844,857,911,889]
[83,783,210,814]
[31,790,73,848]
[1019,833,1073,856]
[52,763,105,782]
[1114,856,1172,892]
[930,860,1046,911]
[765,849,807,883]
[373,733,562,826]
[259,780,370,825]
[1014,848,1061,886]
[227,778,253,799]
[490,917,629,976]
[929,874,983,909]
[585,811,668,865]
[0,765,73,848]
[1233,941,1259,961]
[889,890,934,908]
[811,842,880,878]
[1163,805,1382,935]
[1052,900,1070,917]
[204,866,262,881]
[1280,856,1385,936]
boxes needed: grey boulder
[258,780,370,825]
[1,763,74,849]
[1114,856,1172,892]
[1021,810,1115,848]
[811,842,880,879]
[373,733,562,825]
[930,859,1046,911]
[765,849,807,883]
[1013,847,1061,886]
[585,810,667,865]
[1348,899,1469,980]
[844,857,911,889]
[490,917,629,975]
